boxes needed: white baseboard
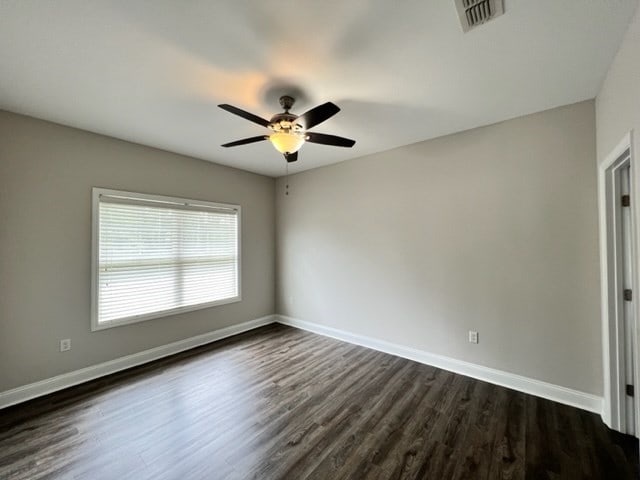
[276,315,603,415]
[0,315,276,410]
[2,313,603,416]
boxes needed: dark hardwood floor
[0,324,637,480]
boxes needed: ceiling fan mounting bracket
[279,95,295,112]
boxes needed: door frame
[599,131,639,435]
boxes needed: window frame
[91,187,242,331]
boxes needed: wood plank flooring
[0,324,637,479]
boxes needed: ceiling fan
[218,96,355,163]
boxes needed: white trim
[2,313,605,415]
[276,315,603,414]
[0,315,275,410]
[598,131,637,432]
[95,188,241,212]
[91,297,243,331]
[90,187,242,331]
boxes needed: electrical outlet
[60,339,71,352]
[468,331,478,344]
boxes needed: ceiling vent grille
[454,0,504,32]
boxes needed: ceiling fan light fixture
[219,96,355,162]
[269,131,306,154]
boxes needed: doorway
[600,133,638,436]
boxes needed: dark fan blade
[218,104,271,128]
[296,102,340,129]
[306,132,356,148]
[221,135,268,148]
[284,151,298,163]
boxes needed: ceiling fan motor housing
[271,96,304,133]
[269,112,301,131]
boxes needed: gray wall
[0,98,605,397]
[596,4,640,165]
[596,3,640,424]
[276,100,602,395]
[0,111,275,392]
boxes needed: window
[91,188,240,330]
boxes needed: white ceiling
[0,1,637,177]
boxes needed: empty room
[2,1,640,479]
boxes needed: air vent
[454,0,504,32]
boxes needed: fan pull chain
[285,161,289,196]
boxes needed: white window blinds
[92,189,240,329]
